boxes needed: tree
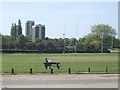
[10,20,22,40]
[89,24,117,51]
[58,38,64,51]
[35,38,42,43]
[11,23,17,40]
[91,24,116,36]
[112,38,120,48]
[17,19,22,35]
[24,35,32,42]
[65,38,70,46]
[17,34,25,49]
[25,42,36,50]
[79,38,85,44]
[70,38,78,46]
[2,35,14,50]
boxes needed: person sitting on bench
[45,58,48,63]
[43,58,61,69]
[44,58,51,63]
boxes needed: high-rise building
[41,25,45,39]
[25,20,45,41]
[32,24,45,41]
[25,20,35,37]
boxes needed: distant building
[25,20,45,41]
[25,20,35,37]
[32,24,45,41]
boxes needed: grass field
[2,53,118,74]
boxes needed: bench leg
[57,64,60,69]
[49,66,51,69]
[45,66,47,69]
[57,65,60,69]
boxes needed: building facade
[25,20,45,41]
[25,20,35,37]
[32,24,45,41]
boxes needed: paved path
[1,74,118,88]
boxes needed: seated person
[44,58,51,63]
[44,58,48,63]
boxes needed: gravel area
[1,74,118,88]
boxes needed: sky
[0,2,118,39]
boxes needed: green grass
[2,53,118,74]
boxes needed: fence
[8,67,114,75]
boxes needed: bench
[43,62,61,69]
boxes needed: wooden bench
[43,62,61,69]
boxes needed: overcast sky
[1,2,118,38]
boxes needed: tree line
[10,19,22,40]
[1,20,120,53]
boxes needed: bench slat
[43,62,61,69]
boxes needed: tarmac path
[1,74,118,88]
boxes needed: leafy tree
[11,23,17,40]
[2,35,13,50]
[91,24,116,36]
[35,38,42,43]
[83,34,100,50]
[17,19,22,35]
[35,42,45,51]
[2,23,119,53]
[24,35,32,42]
[113,38,120,48]
[16,34,25,49]
[65,38,70,46]
[79,38,85,44]
[70,38,78,46]
[89,24,117,50]
[25,42,36,50]
[57,38,64,50]
[10,20,23,40]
